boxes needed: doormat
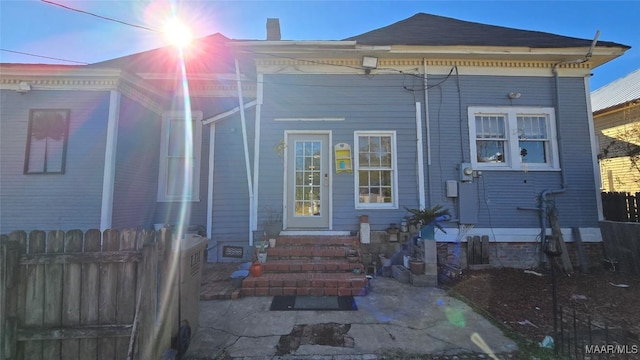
[270,296,357,311]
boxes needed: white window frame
[157,110,203,202]
[354,131,398,209]
[468,107,559,171]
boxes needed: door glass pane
[294,140,321,217]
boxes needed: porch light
[362,56,378,69]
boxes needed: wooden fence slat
[98,229,119,360]
[138,236,161,360]
[25,230,46,360]
[7,231,27,360]
[43,230,65,359]
[62,230,83,360]
[79,229,101,359]
[1,236,9,359]
[115,230,137,359]
[481,235,490,264]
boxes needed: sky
[1,0,638,91]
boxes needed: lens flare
[163,17,192,48]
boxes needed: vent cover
[222,246,244,258]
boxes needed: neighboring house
[592,68,640,193]
[0,13,630,266]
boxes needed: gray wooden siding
[426,75,599,229]
[255,74,600,232]
[111,96,161,229]
[210,112,253,241]
[0,90,111,233]
[260,74,421,232]
[152,97,254,246]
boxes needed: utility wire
[0,48,88,64]
[40,0,158,32]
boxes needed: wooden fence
[1,228,180,360]
[601,192,640,222]
[599,221,640,274]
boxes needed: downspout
[234,58,255,246]
[423,58,432,208]
[252,73,264,241]
[415,102,426,210]
[100,90,121,231]
[206,124,215,240]
[537,31,600,250]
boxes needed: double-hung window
[157,111,202,201]
[24,109,70,174]
[469,107,559,171]
[354,131,398,208]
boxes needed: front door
[286,133,330,229]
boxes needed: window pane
[168,119,186,156]
[518,116,547,140]
[26,110,69,174]
[519,141,547,163]
[476,140,506,163]
[476,115,506,139]
[27,139,47,172]
[167,158,192,197]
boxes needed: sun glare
[163,17,193,48]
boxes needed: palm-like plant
[404,205,450,232]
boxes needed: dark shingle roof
[89,33,235,74]
[343,13,628,49]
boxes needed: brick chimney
[266,18,281,41]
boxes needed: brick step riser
[274,237,357,247]
[267,248,347,260]
[262,263,364,273]
[242,286,367,297]
[242,277,368,297]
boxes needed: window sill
[356,204,398,210]
[157,198,201,203]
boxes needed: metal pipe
[423,59,432,208]
[235,58,255,245]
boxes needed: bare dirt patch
[448,266,640,343]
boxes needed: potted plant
[405,204,451,240]
[255,240,269,264]
[263,206,283,238]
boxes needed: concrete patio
[185,263,518,359]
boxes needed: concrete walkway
[184,276,518,359]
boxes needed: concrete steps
[241,235,368,297]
